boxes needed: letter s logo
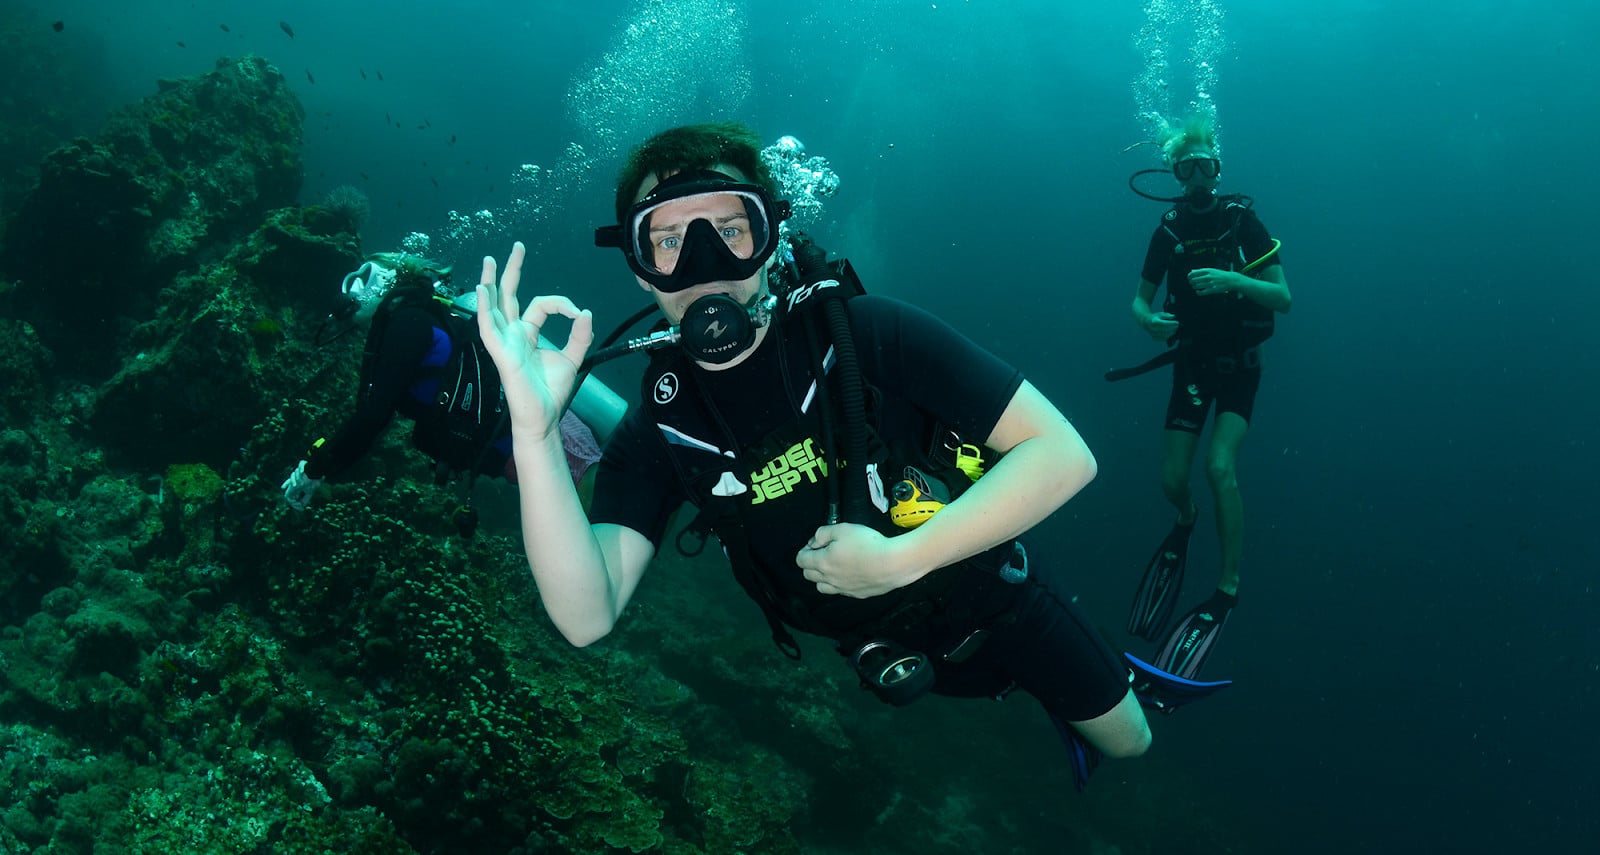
[654,371,679,404]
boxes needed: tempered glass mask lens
[1174,158,1221,180]
[631,190,771,276]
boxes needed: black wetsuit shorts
[888,560,1131,723]
[1164,347,1263,433]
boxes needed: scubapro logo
[653,372,679,404]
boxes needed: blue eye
[660,236,681,251]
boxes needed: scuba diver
[1114,114,1293,679]
[469,122,1226,793]
[280,252,626,535]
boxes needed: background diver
[280,252,626,531]
[1117,114,1292,679]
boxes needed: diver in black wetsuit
[281,254,625,519]
[464,122,1237,795]
[1122,115,1293,680]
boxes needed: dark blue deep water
[5,1,1596,853]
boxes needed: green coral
[249,316,286,346]
[0,47,1144,846]
[164,462,224,505]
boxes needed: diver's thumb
[806,526,838,550]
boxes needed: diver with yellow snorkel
[1115,114,1292,679]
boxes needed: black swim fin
[1152,590,1237,681]
[1051,714,1102,793]
[1124,651,1232,716]
[1127,520,1194,641]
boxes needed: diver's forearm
[1229,268,1291,313]
[511,429,622,644]
[893,428,1095,584]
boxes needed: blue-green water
[3,1,1596,852]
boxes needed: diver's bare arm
[1132,278,1162,325]
[1230,264,1291,313]
[889,381,1096,582]
[511,428,654,647]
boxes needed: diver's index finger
[501,241,526,294]
[562,309,594,366]
[475,284,498,339]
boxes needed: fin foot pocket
[1124,651,1232,716]
[1126,521,1195,640]
[1151,590,1236,681]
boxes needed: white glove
[280,460,323,511]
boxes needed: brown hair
[612,122,778,223]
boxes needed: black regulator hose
[791,233,870,525]
[825,299,869,524]
[1128,168,1186,204]
[580,302,668,373]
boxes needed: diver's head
[597,124,790,328]
[1171,147,1221,207]
[367,252,453,295]
[1159,114,1222,207]
[339,259,396,324]
[339,253,453,324]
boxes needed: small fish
[219,24,230,33]
[279,21,295,39]
[176,41,186,48]
[360,68,367,80]
[375,69,384,81]
[431,177,439,188]
[424,118,432,128]
[416,123,426,130]
[305,69,315,84]
[52,20,63,32]
[449,134,457,145]
[360,172,370,181]
[385,111,392,125]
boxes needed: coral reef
[0,55,306,375]
[0,55,1172,855]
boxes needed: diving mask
[595,169,791,293]
[1172,156,1221,181]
